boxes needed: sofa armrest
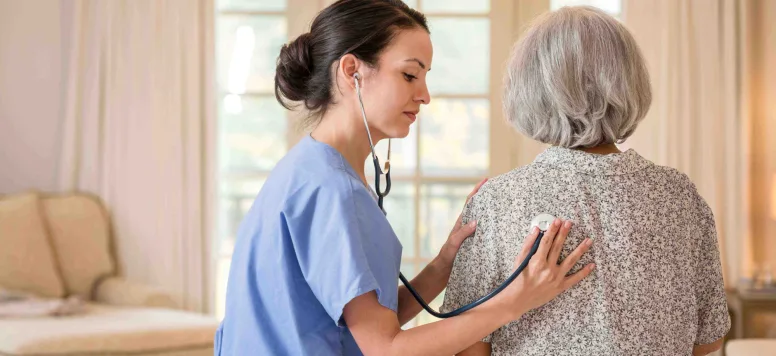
[94,277,178,309]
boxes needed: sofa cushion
[41,194,115,298]
[0,193,65,298]
[0,304,218,355]
[726,339,776,356]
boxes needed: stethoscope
[354,73,550,318]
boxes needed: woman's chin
[389,125,412,139]
[374,123,412,141]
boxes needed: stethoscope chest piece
[530,213,557,232]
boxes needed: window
[214,0,291,319]
[374,0,493,328]
[550,0,621,16]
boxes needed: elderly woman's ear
[503,6,652,149]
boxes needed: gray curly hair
[503,6,652,148]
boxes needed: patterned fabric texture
[441,146,730,356]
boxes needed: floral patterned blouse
[441,146,730,356]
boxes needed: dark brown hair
[274,0,428,125]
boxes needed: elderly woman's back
[442,149,729,355]
[441,6,730,356]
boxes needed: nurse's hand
[436,178,488,269]
[501,219,595,318]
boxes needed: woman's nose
[416,83,431,105]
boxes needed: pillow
[0,192,65,298]
[41,194,115,298]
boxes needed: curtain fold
[620,0,755,289]
[59,0,214,312]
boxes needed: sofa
[726,339,776,356]
[0,192,218,355]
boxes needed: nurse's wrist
[436,241,463,271]
[430,254,454,274]
[489,292,528,321]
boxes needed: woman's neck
[310,108,379,186]
[576,143,621,155]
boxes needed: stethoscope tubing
[396,214,545,318]
[356,72,543,319]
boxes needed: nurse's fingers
[466,178,488,203]
[563,263,596,290]
[448,220,476,248]
[452,177,488,232]
[514,226,541,269]
[560,238,593,273]
[548,220,572,264]
[534,219,562,263]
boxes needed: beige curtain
[620,0,763,289]
[59,0,215,312]
[739,0,776,283]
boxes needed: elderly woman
[441,6,730,356]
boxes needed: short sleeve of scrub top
[284,171,400,325]
[214,135,402,356]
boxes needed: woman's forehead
[382,28,433,69]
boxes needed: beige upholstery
[0,304,215,355]
[95,277,178,309]
[726,339,776,356]
[0,192,217,356]
[41,194,115,298]
[0,193,65,298]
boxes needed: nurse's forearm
[389,293,520,356]
[397,257,451,325]
[344,290,522,356]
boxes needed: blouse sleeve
[691,191,731,344]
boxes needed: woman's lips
[404,112,417,122]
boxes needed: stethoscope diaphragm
[530,213,557,232]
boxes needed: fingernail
[564,221,572,229]
[468,220,477,228]
[554,219,562,227]
[532,226,539,234]
[589,263,596,270]
[585,238,593,246]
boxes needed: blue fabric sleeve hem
[333,280,390,327]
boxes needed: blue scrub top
[214,135,402,355]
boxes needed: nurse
[214,0,595,355]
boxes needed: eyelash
[403,73,417,82]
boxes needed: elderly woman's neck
[576,143,622,155]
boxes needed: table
[727,289,776,339]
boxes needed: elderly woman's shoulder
[646,163,714,214]
[474,166,539,200]
[648,164,699,191]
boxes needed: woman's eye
[403,73,417,82]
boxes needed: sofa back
[0,193,65,298]
[0,192,115,299]
[42,193,115,298]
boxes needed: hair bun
[275,33,313,103]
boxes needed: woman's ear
[338,54,361,89]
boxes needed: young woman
[214,1,595,355]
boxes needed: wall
[0,0,65,194]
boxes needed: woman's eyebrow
[404,58,428,70]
